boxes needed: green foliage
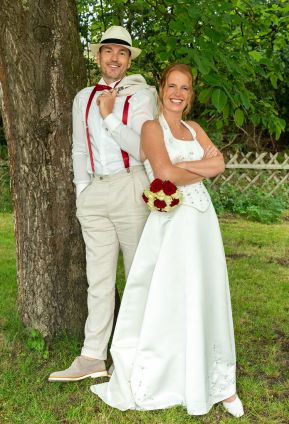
[207,183,288,223]
[26,328,49,359]
[76,0,289,146]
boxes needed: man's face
[97,44,131,84]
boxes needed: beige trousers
[76,166,149,360]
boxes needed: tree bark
[0,0,88,337]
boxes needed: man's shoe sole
[48,370,108,382]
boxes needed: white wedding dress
[91,114,237,415]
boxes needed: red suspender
[120,95,132,170]
[85,85,100,174]
[85,85,131,173]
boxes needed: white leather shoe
[223,395,244,417]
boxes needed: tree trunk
[0,0,88,337]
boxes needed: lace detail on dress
[208,343,236,402]
[131,360,157,408]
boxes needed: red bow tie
[94,80,121,91]
[94,84,112,91]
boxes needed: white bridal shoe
[223,395,244,417]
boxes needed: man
[48,26,157,382]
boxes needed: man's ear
[96,51,100,66]
[128,56,132,69]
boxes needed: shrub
[207,182,288,224]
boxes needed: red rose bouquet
[142,178,183,212]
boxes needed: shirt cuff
[103,113,121,133]
[76,182,90,198]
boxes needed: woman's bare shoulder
[186,120,202,132]
[142,118,161,131]
[186,120,215,146]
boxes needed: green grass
[0,212,288,424]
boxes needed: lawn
[0,212,288,424]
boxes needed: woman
[91,64,244,418]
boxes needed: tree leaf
[216,120,224,129]
[222,102,230,119]
[269,73,278,89]
[249,51,263,62]
[198,87,213,104]
[212,88,228,112]
[234,109,245,126]
[240,91,251,110]
[192,51,211,75]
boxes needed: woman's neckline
[160,113,195,142]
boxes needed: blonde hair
[159,63,194,116]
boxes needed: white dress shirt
[72,77,157,197]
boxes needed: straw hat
[90,26,141,60]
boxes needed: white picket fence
[211,152,289,194]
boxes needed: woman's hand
[203,144,219,159]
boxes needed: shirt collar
[99,78,122,88]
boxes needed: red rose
[170,198,179,207]
[150,178,163,193]
[142,193,148,203]
[163,180,177,195]
[154,199,166,210]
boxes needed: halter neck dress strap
[181,120,197,140]
[158,114,171,139]
[159,113,197,141]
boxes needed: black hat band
[101,38,131,47]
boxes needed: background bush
[207,182,288,224]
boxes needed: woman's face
[161,70,191,114]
